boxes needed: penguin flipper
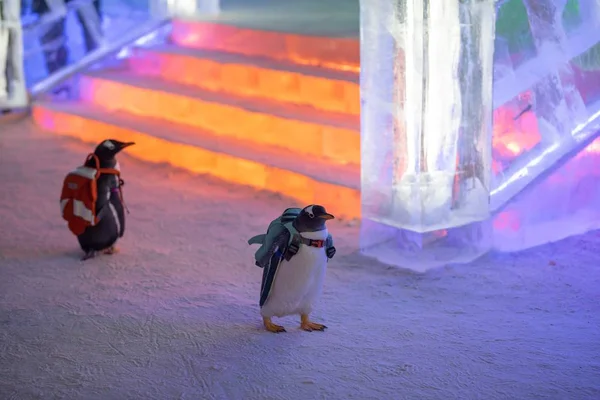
[259,230,291,307]
[248,234,266,245]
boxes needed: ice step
[33,100,360,218]
[77,70,360,166]
[127,45,360,115]
[170,20,360,72]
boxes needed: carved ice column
[360,0,496,271]
[0,0,26,109]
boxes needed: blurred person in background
[32,0,103,73]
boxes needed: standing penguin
[248,205,336,333]
[60,139,134,260]
[78,139,134,260]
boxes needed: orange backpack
[60,153,121,236]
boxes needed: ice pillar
[360,0,496,271]
[0,0,27,110]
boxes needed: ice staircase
[32,20,362,218]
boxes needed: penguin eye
[305,205,315,218]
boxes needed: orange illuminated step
[170,20,360,73]
[32,101,360,219]
[78,70,360,166]
[127,45,360,115]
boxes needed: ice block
[523,0,587,144]
[493,136,600,252]
[490,0,600,249]
[360,0,497,271]
[490,0,600,213]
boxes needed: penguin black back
[75,139,135,259]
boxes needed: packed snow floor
[1,117,599,400]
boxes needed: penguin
[78,139,135,260]
[249,205,337,333]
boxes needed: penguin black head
[293,205,335,233]
[87,139,135,167]
[94,139,135,161]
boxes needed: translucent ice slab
[491,0,600,247]
[493,136,600,251]
[491,0,600,212]
[360,0,497,271]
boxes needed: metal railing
[0,0,171,110]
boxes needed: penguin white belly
[261,230,329,318]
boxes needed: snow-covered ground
[1,118,599,399]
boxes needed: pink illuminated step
[33,101,360,219]
[77,70,361,166]
[127,45,360,115]
[170,20,360,73]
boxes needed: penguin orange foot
[103,246,119,255]
[263,317,286,333]
[300,314,327,332]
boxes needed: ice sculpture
[361,0,600,271]
[360,0,497,271]
[0,0,27,109]
[493,136,600,251]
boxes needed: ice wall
[491,0,600,208]
[490,0,600,250]
[360,0,497,271]
[493,136,600,251]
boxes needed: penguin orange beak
[122,142,135,148]
[319,213,335,220]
